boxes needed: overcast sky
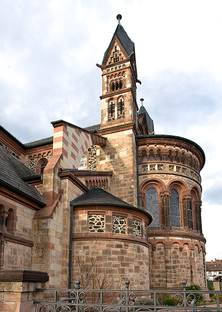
[0,0,222,262]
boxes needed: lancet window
[169,189,181,227]
[146,188,159,227]
[117,96,125,119]
[108,99,115,121]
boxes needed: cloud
[203,180,222,205]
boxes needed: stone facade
[0,18,208,311]
[72,205,150,289]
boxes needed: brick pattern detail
[132,220,141,237]
[88,215,105,233]
[112,216,126,234]
[54,125,93,169]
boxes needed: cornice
[100,87,132,100]
[3,233,34,247]
[73,233,149,248]
[66,170,113,177]
[59,172,88,193]
[137,135,205,169]
[147,227,206,244]
[97,122,135,135]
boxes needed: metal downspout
[136,137,140,208]
[69,204,73,289]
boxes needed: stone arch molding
[167,179,189,196]
[140,177,166,194]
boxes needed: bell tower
[98,14,140,132]
[97,15,140,206]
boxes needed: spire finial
[140,98,144,106]
[116,14,122,25]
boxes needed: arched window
[6,208,15,234]
[117,96,124,119]
[108,99,115,121]
[189,199,193,230]
[146,188,159,227]
[36,158,48,174]
[170,189,180,227]
[141,150,148,162]
[40,161,48,174]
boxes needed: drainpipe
[136,137,140,208]
[69,204,73,289]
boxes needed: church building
[0,15,206,292]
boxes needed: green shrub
[158,292,175,305]
[211,294,222,304]
[185,284,204,304]
[207,284,215,299]
[164,298,175,306]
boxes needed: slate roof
[24,136,53,148]
[0,147,45,206]
[138,106,154,134]
[84,124,101,133]
[102,24,135,65]
[71,187,152,221]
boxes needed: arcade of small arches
[139,147,200,172]
[107,71,125,93]
[85,177,108,189]
[108,96,125,121]
[140,178,202,233]
[148,240,205,254]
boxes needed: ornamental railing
[34,279,222,312]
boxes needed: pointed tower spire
[98,17,139,131]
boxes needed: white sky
[0,0,222,262]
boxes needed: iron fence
[34,279,222,312]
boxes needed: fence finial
[182,278,187,290]
[125,279,130,289]
[75,280,81,289]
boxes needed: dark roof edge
[0,178,45,207]
[0,126,25,149]
[137,134,205,166]
[71,201,153,224]
[22,174,42,181]
[24,137,53,148]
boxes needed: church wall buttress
[97,129,137,206]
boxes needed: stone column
[160,192,170,227]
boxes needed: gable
[103,37,128,66]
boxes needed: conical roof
[138,105,154,134]
[102,24,135,65]
[71,187,152,221]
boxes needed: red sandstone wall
[72,240,149,290]
[149,241,206,289]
